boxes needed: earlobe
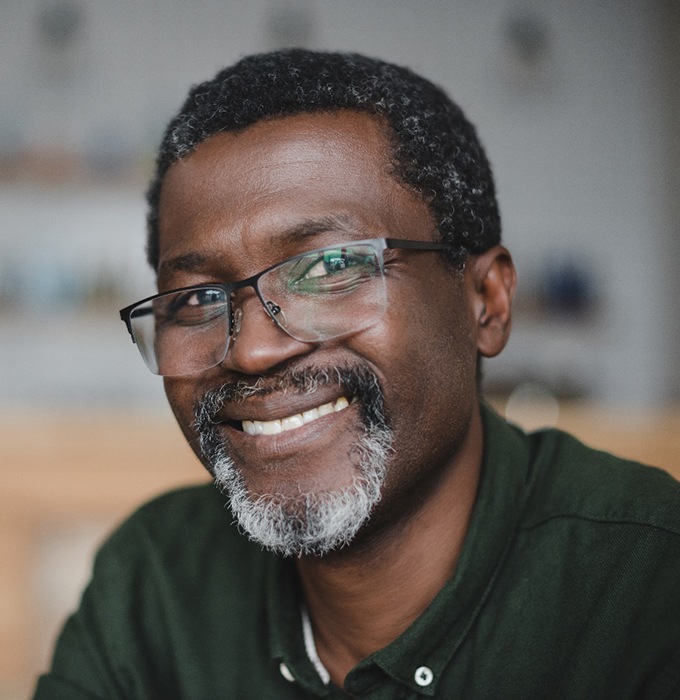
[468,246,516,358]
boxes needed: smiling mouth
[241,396,352,436]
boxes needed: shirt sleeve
[33,673,105,700]
[31,486,230,700]
[31,510,168,700]
[31,564,142,699]
[639,645,680,700]
[31,601,131,699]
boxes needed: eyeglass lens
[127,242,387,376]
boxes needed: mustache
[194,364,389,434]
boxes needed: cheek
[163,378,204,454]
[359,280,478,462]
[348,289,478,522]
[377,280,476,403]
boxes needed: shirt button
[279,662,295,682]
[414,665,434,687]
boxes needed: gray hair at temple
[145,48,501,270]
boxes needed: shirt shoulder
[521,426,680,535]
[111,483,226,535]
[97,482,264,580]
[477,415,680,698]
[85,482,263,603]
[37,484,283,699]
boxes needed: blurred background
[1,0,678,697]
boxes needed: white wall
[0,0,676,406]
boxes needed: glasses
[120,238,461,376]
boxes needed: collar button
[414,665,434,687]
[279,662,295,682]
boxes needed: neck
[295,406,483,688]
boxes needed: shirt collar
[267,405,530,696]
[268,556,331,696]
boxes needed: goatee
[194,365,393,557]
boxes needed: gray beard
[195,366,393,557]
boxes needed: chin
[212,425,393,557]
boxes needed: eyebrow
[159,251,209,275]
[275,214,357,247]
[158,214,359,276]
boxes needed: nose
[222,293,314,375]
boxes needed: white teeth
[241,397,351,436]
[281,415,304,431]
[334,396,349,411]
[302,407,319,423]
[318,402,334,417]
[241,420,263,435]
[261,419,282,435]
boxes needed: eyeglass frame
[119,237,465,369]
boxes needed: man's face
[157,111,482,555]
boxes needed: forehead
[157,111,434,280]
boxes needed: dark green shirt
[35,407,680,699]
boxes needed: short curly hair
[146,49,501,270]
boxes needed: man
[36,50,680,699]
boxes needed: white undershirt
[301,606,331,685]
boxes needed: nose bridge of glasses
[229,281,280,334]
[220,281,315,375]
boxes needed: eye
[275,246,379,299]
[180,287,227,307]
[160,287,229,326]
[310,250,346,276]
[300,248,375,279]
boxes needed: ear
[465,245,516,358]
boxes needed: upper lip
[215,385,352,424]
